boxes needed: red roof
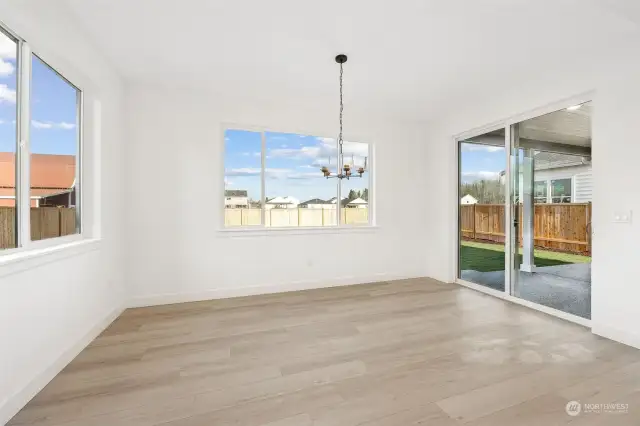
[0,152,75,190]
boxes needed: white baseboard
[0,305,124,426]
[129,273,426,308]
[592,323,640,350]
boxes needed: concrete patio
[461,263,591,319]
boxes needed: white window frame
[221,125,374,232]
[0,21,85,256]
[549,177,573,203]
[532,178,574,204]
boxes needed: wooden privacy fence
[0,207,77,249]
[460,203,591,255]
[225,208,369,227]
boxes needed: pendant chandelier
[321,54,367,179]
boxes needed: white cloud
[461,171,500,181]
[58,122,76,130]
[225,168,260,177]
[0,34,16,59]
[0,84,16,103]
[267,138,368,169]
[32,120,53,129]
[268,147,315,158]
[32,120,76,130]
[225,167,291,177]
[0,59,14,77]
[286,171,323,180]
[461,144,503,153]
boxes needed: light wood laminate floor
[8,278,640,426]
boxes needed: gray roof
[225,190,247,197]
[299,198,328,206]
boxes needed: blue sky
[460,142,505,183]
[225,129,369,202]
[0,31,78,157]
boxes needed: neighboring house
[326,196,368,208]
[225,189,248,208]
[498,152,592,203]
[0,153,76,207]
[328,197,345,207]
[345,197,368,209]
[460,194,478,205]
[265,196,299,209]
[531,152,592,203]
[299,198,332,209]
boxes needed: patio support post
[521,148,535,272]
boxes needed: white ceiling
[520,102,592,146]
[62,0,640,122]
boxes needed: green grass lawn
[460,241,591,273]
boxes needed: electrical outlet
[613,211,632,223]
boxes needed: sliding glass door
[509,103,592,319]
[457,101,592,320]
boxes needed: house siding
[573,170,593,203]
[528,163,592,203]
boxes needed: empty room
[1,1,640,425]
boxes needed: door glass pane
[458,130,506,291]
[0,29,18,250]
[511,102,592,319]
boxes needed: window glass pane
[224,129,262,227]
[551,178,571,203]
[340,141,369,226]
[265,132,337,227]
[0,29,18,250]
[30,55,80,241]
[534,180,548,203]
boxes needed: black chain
[338,62,343,155]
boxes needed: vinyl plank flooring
[7,278,640,426]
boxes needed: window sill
[0,238,101,277]
[218,225,379,237]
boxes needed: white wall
[0,3,126,424]
[125,86,429,305]
[424,51,640,348]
